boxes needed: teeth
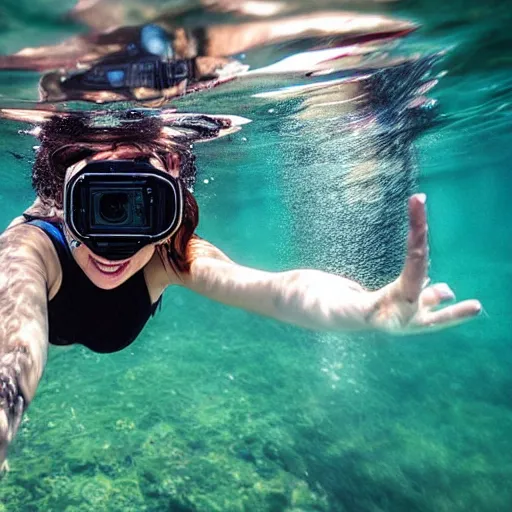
[94,261,123,274]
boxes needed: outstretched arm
[166,194,481,333]
[0,225,51,471]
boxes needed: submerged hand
[0,373,25,475]
[370,194,482,334]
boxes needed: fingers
[10,396,24,442]
[0,411,8,474]
[399,194,429,302]
[416,299,482,330]
[419,282,455,308]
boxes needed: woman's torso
[7,216,169,353]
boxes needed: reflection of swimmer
[0,110,481,471]
[0,9,416,105]
[264,54,440,290]
[36,24,241,105]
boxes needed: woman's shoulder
[1,217,63,298]
[1,217,59,258]
[4,198,63,249]
[5,215,28,230]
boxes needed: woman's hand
[368,194,482,334]
[0,383,24,474]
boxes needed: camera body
[64,160,183,260]
[62,56,194,92]
[61,25,194,93]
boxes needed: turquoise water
[0,1,511,511]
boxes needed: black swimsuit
[28,220,161,354]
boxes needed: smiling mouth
[90,256,129,277]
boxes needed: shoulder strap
[26,220,72,265]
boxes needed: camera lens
[99,193,129,224]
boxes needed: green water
[0,1,511,511]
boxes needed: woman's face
[62,146,180,290]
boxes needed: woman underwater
[0,110,481,470]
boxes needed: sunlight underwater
[0,0,511,511]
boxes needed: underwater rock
[237,447,257,464]
[262,440,280,462]
[266,490,289,512]
[291,480,329,510]
[255,462,279,480]
[99,462,118,476]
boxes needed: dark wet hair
[30,112,227,272]
[33,114,198,198]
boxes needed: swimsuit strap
[26,219,72,272]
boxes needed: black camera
[62,56,194,92]
[64,160,183,260]
[61,24,195,93]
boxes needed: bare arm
[175,251,374,331]
[162,195,481,334]
[0,225,51,470]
